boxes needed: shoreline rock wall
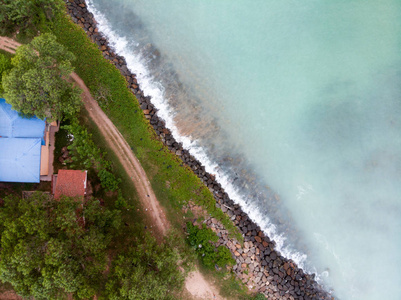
[65,1,333,299]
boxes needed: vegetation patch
[106,233,187,300]
[0,0,63,41]
[63,119,123,195]
[0,192,121,299]
[186,222,235,270]
[0,52,12,95]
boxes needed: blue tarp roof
[0,99,45,138]
[0,98,45,183]
[0,138,42,183]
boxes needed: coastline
[65,1,333,299]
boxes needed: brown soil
[0,291,23,300]
[185,271,224,300]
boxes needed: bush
[99,169,121,192]
[0,0,63,37]
[114,190,128,209]
[0,53,12,75]
[187,222,235,269]
[0,53,12,94]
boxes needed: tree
[0,0,63,36]
[105,234,186,300]
[0,192,121,299]
[2,33,81,121]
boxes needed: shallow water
[87,1,401,299]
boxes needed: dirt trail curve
[0,36,224,299]
[70,72,170,237]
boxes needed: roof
[0,99,45,138]
[0,99,46,183]
[54,170,87,200]
[0,138,42,182]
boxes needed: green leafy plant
[63,119,123,195]
[98,169,121,192]
[0,0,63,37]
[114,190,128,209]
[63,120,102,169]
[187,222,235,269]
[0,53,12,94]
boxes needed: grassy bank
[50,6,241,240]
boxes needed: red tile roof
[54,170,87,200]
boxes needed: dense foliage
[0,53,12,94]
[63,119,122,193]
[106,235,186,300]
[2,33,81,121]
[187,222,235,269]
[0,0,63,37]
[0,192,121,299]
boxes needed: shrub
[98,169,121,192]
[63,120,101,169]
[0,53,12,94]
[187,222,235,269]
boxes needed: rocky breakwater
[65,1,333,299]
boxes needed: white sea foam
[86,0,322,276]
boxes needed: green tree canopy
[105,235,186,300]
[0,0,63,36]
[0,191,121,299]
[2,33,81,121]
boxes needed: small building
[0,98,45,183]
[53,169,88,200]
[0,99,58,183]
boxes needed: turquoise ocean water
[87,1,401,299]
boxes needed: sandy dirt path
[70,72,170,237]
[0,35,224,300]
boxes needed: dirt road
[70,73,170,237]
[0,35,224,300]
